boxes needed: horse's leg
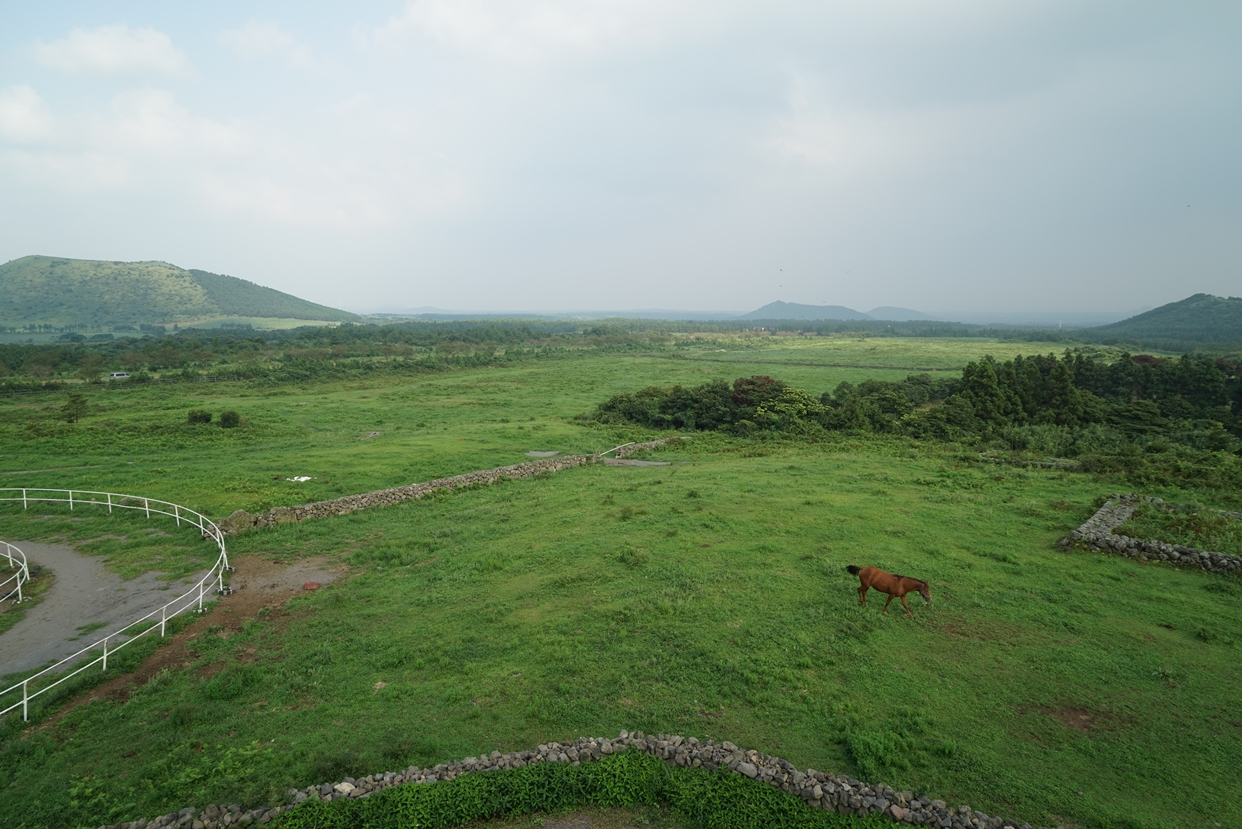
[882,593,894,614]
[900,595,913,618]
[858,583,868,606]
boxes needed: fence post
[21,680,28,722]
[69,490,73,511]
[22,489,26,510]
[161,605,166,637]
[144,498,150,519]
[198,579,204,612]
[102,636,108,672]
[107,493,112,514]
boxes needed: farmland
[0,334,1239,829]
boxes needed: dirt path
[0,542,207,678]
[39,553,343,722]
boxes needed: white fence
[0,541,29,604]
[0,488,232,722]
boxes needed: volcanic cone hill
[0,255,360,328]
[1087,293,1242,350]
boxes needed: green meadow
[0,336,1239,829]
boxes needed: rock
[333,782,355,795]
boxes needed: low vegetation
[0,334,1239,829]
[1117,502,1242,557]
[279,749,881,829]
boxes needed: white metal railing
[0,540,29,604]
[0,488,233,722]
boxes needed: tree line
[587,352,1242,450]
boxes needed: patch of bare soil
[1039,706,1126,733]
[37,554,345,727]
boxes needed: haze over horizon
[2,3,1238,316]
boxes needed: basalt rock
[106,731,1046,829]
[218,439,681,536]
[1060,494,1242,576]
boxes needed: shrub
[60,392,88,424]
[219,410,241,429]
[277,749,877,829]
[187,409,212,425]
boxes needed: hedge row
[275,749,887,829]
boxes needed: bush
[276,749,879,829]
[187,409,212,425]
[219,410,241,429]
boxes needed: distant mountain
[867,306,935,321]
[1087,293,1242,348]
[946,309,1147,327]
[362,308,748,321]
[739,301,871,321]
[0,256,360,327]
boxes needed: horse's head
[918,581,931,603]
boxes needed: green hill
[0,255,360,328]
[1087,293,1242,349]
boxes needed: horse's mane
[894,574,927,587]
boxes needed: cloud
[220,21,312,68]
[0,85,54,143]
[33,24,189,76]
[104,89,251,156]
[368,0,693,64]
[763,71,960,176]
[3,149,130,191]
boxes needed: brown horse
[847,565,931,618]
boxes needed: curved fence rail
[0,541,29,604]
[0,488,232,722]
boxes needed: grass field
[0,337,1238,829]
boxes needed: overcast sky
[1,2,1238,314]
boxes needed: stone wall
[102,731,1043,829]
[217,438,682,536]
[1060,493,1242,575]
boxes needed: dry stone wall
[1060,493,1242,575]
[100,731,1044,829]
[218,438,681,536]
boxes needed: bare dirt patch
[37,553,345,726]
[1043,707,1098,732]
[0,541,203,677]
[1038,705,1127,733]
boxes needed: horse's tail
[846,565,861,575]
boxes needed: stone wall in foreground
[101,731,1043,829]
[1059,493,1242,575]
[217,438,681,536]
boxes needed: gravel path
[0,542,206,678]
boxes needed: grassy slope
[0,257,216,327]
[187,270,359,322]
[1087,293,1242,349]
[0,338,1237,829]
[0,256,359,328]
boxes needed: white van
[108,372,131,381]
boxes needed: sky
[1,2,1239,315]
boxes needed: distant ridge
[1087,293,1242,348]
[739,301,871,321]
[867,306,935,321]
[0,256,360,327]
